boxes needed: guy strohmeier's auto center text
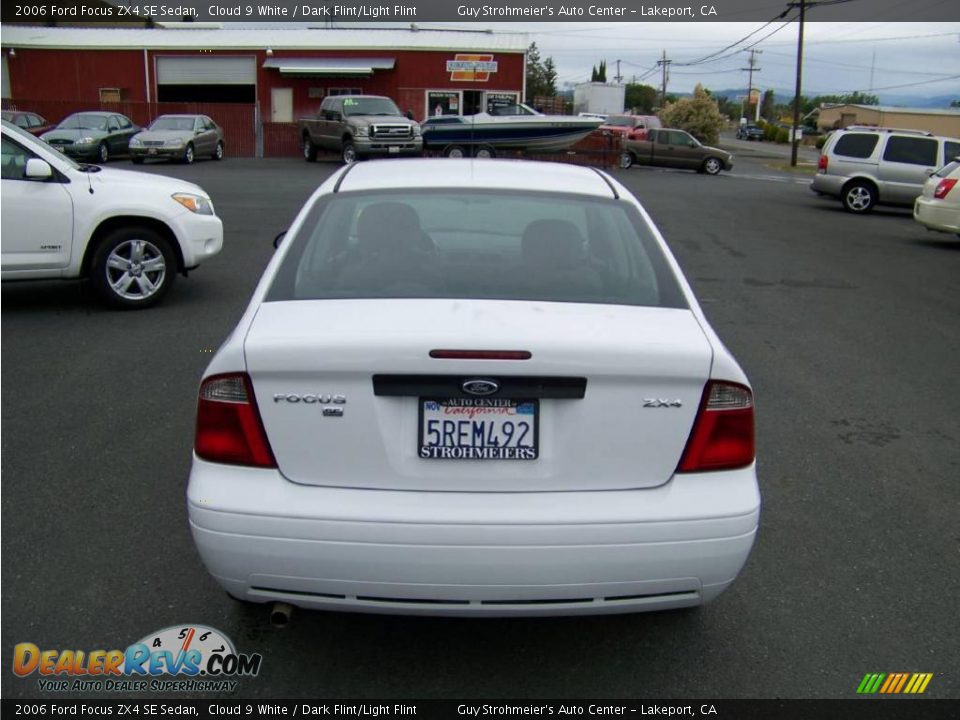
[10,1,720,20]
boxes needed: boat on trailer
[421,103,604,158]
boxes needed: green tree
[949,99,959,108]
[542,57,558,97]
[760,89,777,121]
[624,84,658,113]
[525,43,561,102]
[657,84,727,145]
[598,60,607,82]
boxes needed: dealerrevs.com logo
[13,624,262,693]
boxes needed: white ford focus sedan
[188,159,760,616]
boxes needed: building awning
[262,58,395,77]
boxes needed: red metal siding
[8,49,148,102]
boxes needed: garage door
[156,56,256,103]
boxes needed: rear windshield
[833,133,879,159]
[267,191,688,309]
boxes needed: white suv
[812,126,960,214]
[1,120,223,308]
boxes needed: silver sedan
[129,114,224,165]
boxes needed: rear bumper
[914,197,960,234]
[188,458,760,616]
[810,173,846,197]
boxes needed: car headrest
[357,202,423,255]
[522,219,585,270]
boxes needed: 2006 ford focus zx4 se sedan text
[188,159,760,617]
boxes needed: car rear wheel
[342,142,358,165]
[182,143,195,165]
[444,145,467,159]
[303,136,318,162]
[702,157,723,175]
[212,141,224,161]
[97,143,109,163]
[90,227,175,309]
[618,152,634,170]
[842,181,877,213]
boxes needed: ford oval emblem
[462,379,500,396]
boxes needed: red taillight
[818,154,828,172]
[934,178,957,200]
[677,381,755,473]
[195,373,276,468]
[429,349,532,360]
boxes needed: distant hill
[709,88,958,109]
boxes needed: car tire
[618,152,634,170]
[473,145,496,159]
[842,181,877,214]
[97,142,109,164]
[702,157,724,175]
[131,157,144,165]
[303,136,318,162]
[341,142,358,165]
[182,143,195,165]
[90,227,176,309]
[212,142,224,161]
[444,145,467,159]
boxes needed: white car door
[1,134,74,272]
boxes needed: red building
[1,25,528,156]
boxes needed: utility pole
[657,50,671,108]
[789,0,807,167]
[614,59,623,84]
[740,49,762,123]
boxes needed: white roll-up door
[156,56,256,85]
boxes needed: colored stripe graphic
[857,672,932,694]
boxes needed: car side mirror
[273,231,287,249]
[406,110,414,120]
[25,158,53,180]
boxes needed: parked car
[188,158,759,617]
[300,95,422,165]
[914,159,960,237]
[619,128,733,175]
[1,110,52,136]
[1,120,222,308]
[41,111,140,163]
[736,124,765,141]
[600,114,662,141]
[129,114,224,165]
[812,126,960,213]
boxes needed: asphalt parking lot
[2,154,958,700]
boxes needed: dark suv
[736,124,765,141]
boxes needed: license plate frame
[418,397,539,460]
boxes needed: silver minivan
[811,127,960,213]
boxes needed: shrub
[657,84,726,145]
[776,128,790,144]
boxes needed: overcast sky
[433,22,960,99]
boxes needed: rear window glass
[833,133,879,159]
[935,160,960,177]
[267,191,687,309]
[882,136,938,166]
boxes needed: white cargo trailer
[573,82,626,115]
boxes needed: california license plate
[389,146,400,154]
[418,398,538,460]
[148,148,158,155]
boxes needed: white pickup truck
[1,120,223,308]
